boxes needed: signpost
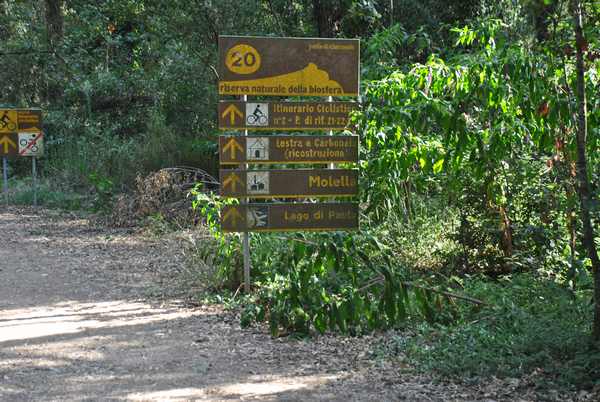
[0,108,44,206]
[217,35,360,292]
[218,36,359,97]
[219,135,359,165]
[220,169,358,198]
[218,101,358,131]
[221,203,359,233]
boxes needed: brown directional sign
[218,101,358,131]
[0,109,42,133]
[221,203,359,232]
[219,135,358,165]
[218,36,360,97]
[220,169,358,199]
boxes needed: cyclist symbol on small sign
[0,110,17,133]
[245,103,268,126]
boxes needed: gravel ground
[0,206,595,402]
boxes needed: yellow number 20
[226,44,261,75]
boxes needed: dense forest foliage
[1,0,599,391]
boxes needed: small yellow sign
[226,44,262,75]
[0,110,18,133]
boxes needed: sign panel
[218,36,360,97]
[0,132,44,157]
[220,169,358,198]
[0,133,18,157]
[0,109,42,133]
[18,132,44,157]
[221,203,359,232]
[219,135,358,165]
[218,101,358,131]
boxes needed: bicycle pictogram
[245,103,268,126]
[0,111,17,131]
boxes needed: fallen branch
[358,277,486,306]
[403,282,486,306]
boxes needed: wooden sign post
[217,36,360,293]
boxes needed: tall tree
[571,0,600,341]
[0,0,8,40]
[44,0,63,105]
[530,0,558,42]
[45,0,63,48]
[312,0,348,37]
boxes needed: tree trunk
[0,0,9,40]
[499,206,513,258]
[312,0,343,37]
[571,0,600,341]
[532,0,558,43]
[45,0,63,47]
[44,0,64,104]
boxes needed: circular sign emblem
[226,44,261,75]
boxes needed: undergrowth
[187,190,600,391]
[398,275,599,389]
[5,177,86,210]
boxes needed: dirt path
[0,207,585,401]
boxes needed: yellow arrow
[222,104,244,125]
[222,138,244,160]
[0,135,16,153]
[223,172,244,193]
[223,207,244,227]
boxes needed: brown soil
[0,207,593,401]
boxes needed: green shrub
[402,275,599,389]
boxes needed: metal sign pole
[2,157,8,207]
[328,96,334,170]
[32,157,37,207]
[242,94,251,293]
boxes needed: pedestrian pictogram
[222,104,244,125]
[222,137,244,160]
